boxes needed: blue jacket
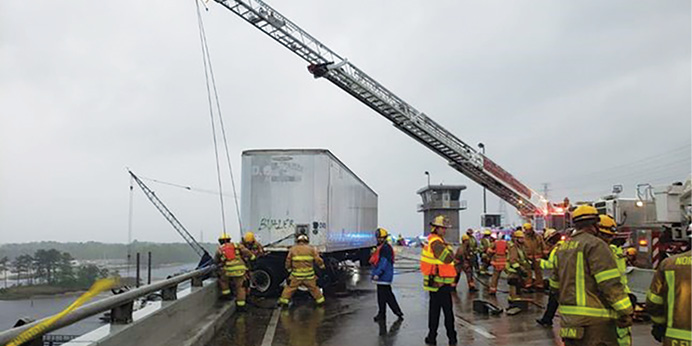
[371,243,394,284]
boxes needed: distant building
[417,185,467,244]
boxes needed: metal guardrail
[0,266,215,345]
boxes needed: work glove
[651,324,665,342]
[616,314,633,328]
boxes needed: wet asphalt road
[207,252,657,346]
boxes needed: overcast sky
[1,0,690,244]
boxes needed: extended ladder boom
[129,170,213,264]
[214,0,546,214]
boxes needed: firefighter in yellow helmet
[242,231,266,257]
[420,215,457,345]
[551,205,633,346]
[522,222,545,290]
[507,230,530,301]
[215,232,256,310]
[646,229,691,346]
[279,234,326,307]
[625,248,638,267]
[479,229,494,276]
[454,234,477,292]
[596,214,632,346]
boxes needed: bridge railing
[0,265,216,346]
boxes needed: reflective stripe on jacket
[286,244,325,280]
[541,240,564,289]
[551,230,633,327]
[609,244,630,294]
[506,241,529,274]
[216,243,254,277]
[646,250,691,344]
[420,233,456,292]
[524,231,544,260]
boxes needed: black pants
[540,290,559,322]
[428,286,457,343]
[376,284,402,317]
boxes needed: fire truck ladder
[212,0,546,215]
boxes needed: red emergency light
[561,235,567,241]
[555,207,564,213]
[639,239,648,247]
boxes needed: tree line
[0,249,109,289]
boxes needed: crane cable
[195,0,243,233]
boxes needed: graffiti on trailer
[258,218,295,231]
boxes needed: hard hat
[572,205,599,223]
[626,248,637,256]
[523,223,533,231]
[218,232,231,242]
[243,232,255,243]
[430,215,451,228]
[376,228,389,239]
[543,228,558,240]
[483,230,492,236]
[296,234,309,243]
[597,215,617,235]
[462,234,470,241]
[513,230,525,238]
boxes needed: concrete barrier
[62,280,234,346]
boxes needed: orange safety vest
[220,243,237,260]
[491,240,508,270]
[369,243,395,266]
[420,234,457,285]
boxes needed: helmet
[466,228,474,235]
[513,230,525,238]
[296,234,309,243]
[243,232,255,243]
[376,228,389,239]
[543,228,558,240]
[483,229,492,236]
[572,205,599,223]
[462,234,470,241]
[597,215,617,235]
[523,223,533,231]
[626,248,637,256]
[218,232,231,242]
[430,215,451,228]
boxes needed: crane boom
[213,0,546,215]
[128,170,213,265]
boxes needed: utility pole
[542,183,551,200]
[424,171,430,188]
[478,143,487,214]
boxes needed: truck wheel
[250,265,283,297]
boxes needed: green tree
[76,264,108,287]
[57,252,75,285]
[0,256,8,288]
[13,255,33,286]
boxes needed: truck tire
[250,264,284,297]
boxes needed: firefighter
[625,248,638,267]
[536,228,564,327]
[454,234,477,292]
[551,205,633,346]
[279,234,326,306]
[507,230,530,301]
[242,231,266,257]
[595,214,633,346]
[421,215,457,346]
[466,228,480,273]
[479,230,493,276]
[215,232,256,310]
[523,223,545,290]
[488,233,508,295]
[646,234,691,346]
[371,227,404,322]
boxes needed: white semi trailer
[241,149,378,295]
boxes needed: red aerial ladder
[211,0,549,217]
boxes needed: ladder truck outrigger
[211,0,551,221]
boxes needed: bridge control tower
[417,185,467,244]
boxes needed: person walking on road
[507,230,530,301]
[215,232,256,310]
[279,234,326,307]
[371,227,404,322]
[551,205,633,346]
[488,233,508,295]
[646,232,691,346]
[421,215,458,346]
